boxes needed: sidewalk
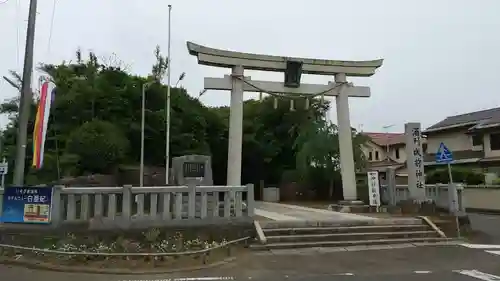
[255,201,377,221]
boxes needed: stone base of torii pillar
[187,41,383,201]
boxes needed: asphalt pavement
[468,212,500,244]
[2,213,500,281]
[3,244,500,281]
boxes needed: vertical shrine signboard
[367,171,381,207]
[404,123,426,201]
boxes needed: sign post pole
[436,142,460,238]
[0,158,8,189]
[448,162,461,238]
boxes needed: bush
[66,120,130,174]
[425,167,484,185]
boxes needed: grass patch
[0,226,252,269]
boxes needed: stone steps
[252,220,448,251]
[263,224,429,235]
[266,230,437,243]
[250,237,451,250]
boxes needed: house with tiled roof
[423,106,500,175]
[361,132,420,183]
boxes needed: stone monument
[171,154,213,186]
[187,42,383,200]
[404,122,426,201]
[171,154,218,218]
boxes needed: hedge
[425,167,484,185]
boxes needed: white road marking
[120,277,234,281]
[454,269,500,281]
[414,271,432,274]
[485,250,500,256]
[460,243,500,249]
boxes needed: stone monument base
[328,200,367,213]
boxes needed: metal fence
[0,184,255,229]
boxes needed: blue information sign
[435,142,453,164]
[1,186,53,224]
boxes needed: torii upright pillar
[335,73,357,200]
[187,41,383,199]
[227,65,244,186]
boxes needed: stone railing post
[386,168,397,206]
[246,183,255,217]
[50,185,63,227]
[122,185,132,222]
[188,183,196,219]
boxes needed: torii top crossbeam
[187,42,383,77]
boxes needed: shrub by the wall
[425,167,484,185]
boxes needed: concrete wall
[462,187,500,211]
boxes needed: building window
[368,151,372,161]
[395,148,400,159]
[490,133,500,151]
[472,134,483,146]
[375,151,379,160]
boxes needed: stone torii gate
[187,42,383,200]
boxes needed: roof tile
[365,132,405,146]
[426,107,500,131]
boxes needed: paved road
[280,270,500,281]
[3,244,500,281]
[468,213,500,244]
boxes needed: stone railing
[380,184,465,214]
[0,184,255,229]
[463,185,500,189]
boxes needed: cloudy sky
[1,0,499,133]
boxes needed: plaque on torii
[187,41,383,200]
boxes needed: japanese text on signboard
[412,128,424,189]
[367,171,381,207]
[6,188,48,203]
[1,186,53,224]
[183,162,205,178]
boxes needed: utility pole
[165,4,172,185]
[382,124,395,159]
[13,0,39,185]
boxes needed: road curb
[0,256,237,275]
[467,208,500,215]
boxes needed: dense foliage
[425,167,484,185]
[0,48,367,199]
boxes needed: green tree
[294,114,368,199]
[0,46,366,201]
[65,120,130,174]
